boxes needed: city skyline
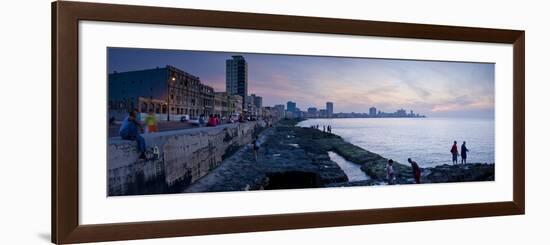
[108,47,495,118]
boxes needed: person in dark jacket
[119,110,147,159]
[450,141,459,164]
[461,141,469,164]
[408,158,422,184]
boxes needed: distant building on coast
[307,107,318,117]
[287,101,296,113]
[226,56,248,102]
[247,93,262,108]
[319,109,327,117]
[369,107,377,116]
[326,102,334,117]
[274,104,285,112]
[274,104,285,118]
[396,108,407,117]
[108,65,215,120]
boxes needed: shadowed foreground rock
[423,163,495,183]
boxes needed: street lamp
[167,76,176,121]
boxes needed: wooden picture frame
[52,1,525,243]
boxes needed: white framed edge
[78,20,513,225]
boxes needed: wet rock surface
[184,119,350,193]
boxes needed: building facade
[214,92,243,118]
[251,93,263,108]
[274,104,285,118]
[244,94,263,116]
[108,65,214,120]
[307,107,318,118]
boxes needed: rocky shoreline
[183,119,494,193]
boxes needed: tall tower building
[226,56,248,100]
[326,102,334,117]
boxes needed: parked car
[189,117,200,126]
[180,114,190,122]
[229,114,240,123]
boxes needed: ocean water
[298,117,494,168]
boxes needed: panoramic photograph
[107,47,495,196]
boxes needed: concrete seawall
[108,121,266,196]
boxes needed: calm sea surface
[298,118,494,168]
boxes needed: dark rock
[424,163,495,183]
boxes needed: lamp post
[167,76,176,121]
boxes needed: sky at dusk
[108,47,495,118]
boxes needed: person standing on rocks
[450,141,459,164]
[408,158,421,184]
[386,159,396,185]
[252,136,260,161]
[323,125,326,132]
[461,141,469,164]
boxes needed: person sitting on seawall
[144,109,158,134]
[386,159,396,185]
[450,141,459,164]
[119,110,147,160]
[461,141,469,164]
[408,158,422,184]
[207,114,217,127]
